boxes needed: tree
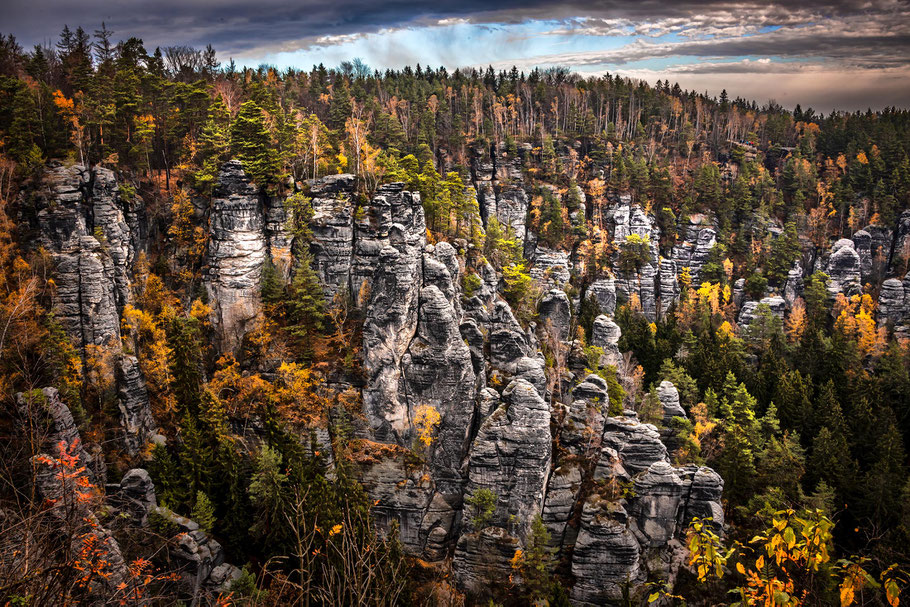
[191,490,216,533]
[714,376,760,502]
[248,444,290,549]
[231,99,279,186]
[465,488,497,529]
[194,96,231,192]
[510,516,554,602]
[286,248,325,361]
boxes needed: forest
[0,23,910,606]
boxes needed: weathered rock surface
[825,238,862,297]
[27,163,155,455]
[539,288,572,341]
[738,295,787,329]
[672,216,716,283]
[586,277,617,315]
[591,314,622,368]
[657,381,686,422]
[307,173,356,299]
[530,247,572,288]
[205,160,267,352]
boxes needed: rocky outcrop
[472,148,530,245]
[27,163,155,455]
[586,277,617,315]
[205,160,267,352]
[657,381,686,423]
[151,507,242,593]
[825,238,862,298]
[360,183,426,442]
[539,288,572,341]
[307,173,356,299]
[18,387,128,596]
[783,261,804,305]
[591,314,622,368]
[672,216,716,284]
[738,295,786,329]
[570,497,643,605]
[530,247,572,289]
[659,259,680,317]
[116,356,157,456]
[454,379,551,590]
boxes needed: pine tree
[327,80,352,132]
[714,377,760,502]
[287,249,325,360]
[248,445,290,551]
[195,96,231,192]
[808,426,857,502]
[167,315,203,416]
[191,490,217,534]
[863,422,907,525]
[231,99,279,186]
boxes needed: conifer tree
[195,96,231,192]
[231,99,279,186]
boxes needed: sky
[5,0,910,112]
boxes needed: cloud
[3,0,909,110]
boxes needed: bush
[465,488,497,529]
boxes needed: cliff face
[288,162,725,604]
[28,153,910,605]
[23,162,155,456]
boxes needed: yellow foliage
[834,293,885,358]
[786,298,807,343]
[413,404,441,449]
[717,321,735,339]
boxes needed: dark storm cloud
[4,0,908,60]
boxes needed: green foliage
[191,490,216,534]
[617,233,651,273]
[462,272,482,299]
[231,99,280,187]
[465,488,497,529]
[287,248,325,359]
[248,445,290,547]
[502,262,534,312]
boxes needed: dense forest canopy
[0,24,910,607]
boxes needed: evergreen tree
[195,96,231,192]
[191,490,217,533]
[248,445,290,551]
[287,249,325,360]
[231,99,280,186]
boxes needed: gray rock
[738,296,786,329]
[530,247,571,288]
[541,463,583,548]
[570,497,643,605]
[852,230,874,280]
[672,218,716,284]
[539,289,572,342]
[586,277,617,315]
[628,462,687,546]
[452,526,521,597]
[205,160,267,352]
[659,259,680,317]
[657,381,686,422]
[597,417,668,479]
[462,379,551,537]
[117,356,155,455]
[825,238,862,297]
[879,278,905,326]
[591,315,622,368]
[783,261,804,306]
[307,174,356,300]
[116,468,157,526]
